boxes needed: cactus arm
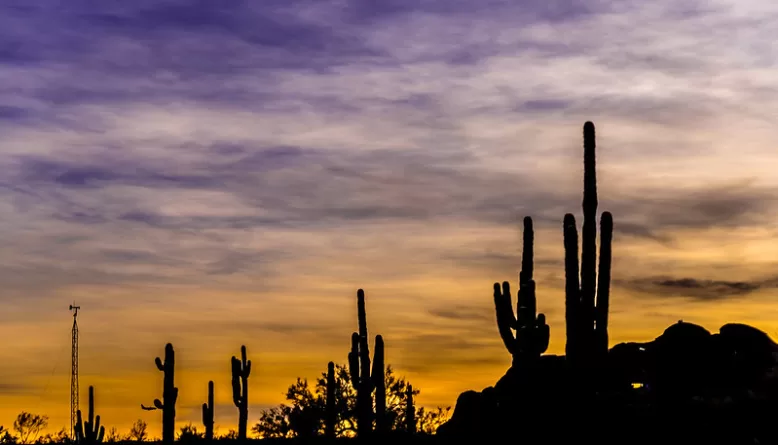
[154,399,164,409]
[494,282,518,355]
[371,335,385,388]
[75,410,84,441]
[595,211,613,352]
[93,416,100,439]
[93,415,101,441]
[97,426,105,443]
[231,356,242,406]
[155,357,164,371]
[564,213,581,359]
[372,335,387,433]
[537,313,550,354]
[348,332,360,383]
[88,386,95,435]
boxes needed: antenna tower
[69,304,80,440]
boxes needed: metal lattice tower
[69,304,80,440]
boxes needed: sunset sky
[2,0,778,437]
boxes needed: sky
[1,0,778,437]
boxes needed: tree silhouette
[103,428,120,443]
[415,406,451,435]
[12,412,48,444]
[177,424,203,443]
[253,363,449,438]
[31,429,69,444]
[216,430,238,440]
[127,420,147,442]
[0,426,16,444]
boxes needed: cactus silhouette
[372,335,387,434]
[231,345,251,441]
[74,386,105,444]
[494,216,550,365]
[325,362,336,439]
[347,289,383,438]
[202,381,214,441]
[140,343,177,444]
[405,385,416,434]
[564,121,613,377]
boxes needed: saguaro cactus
[231,345,251,441]
[75,386,105,444]
[142,343,177,444]
[325,362,336,439]
[405,385,416,434]
[494,216,550,366]
[348,289,383,438]
[564,121,613,373]
[202,381,214,441]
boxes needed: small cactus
[231,345,251,441]
[494,216,550,366]
[347,289,384,438]
[140,343,177,444]
[202,381,214,441]
[74,386,105,444]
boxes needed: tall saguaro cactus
[494,216,550,366]
[325,362,336,439]
[564,121,614,374]
[75,386,105,444]
[231,345,251,441]
[202,381,214,441]
[348,289,384,438]
[143,343,177,444]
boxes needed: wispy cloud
[617,276,778,301]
